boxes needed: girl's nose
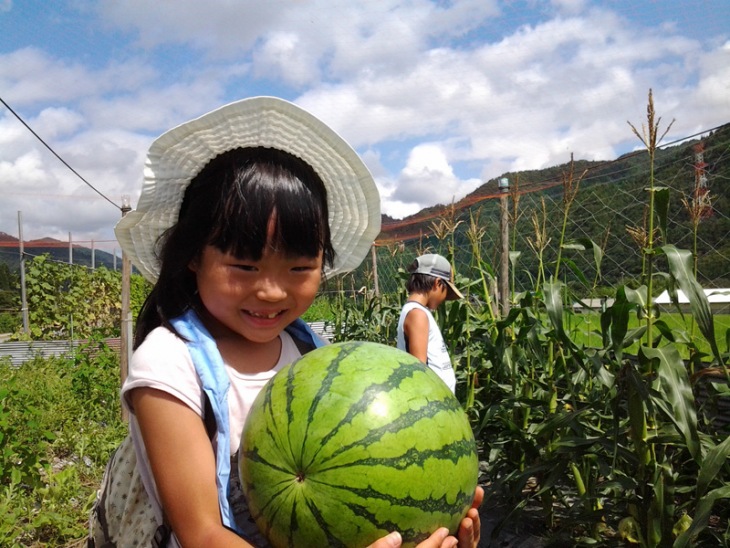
[255,277,287,301]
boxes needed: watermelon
[239,341,479,548]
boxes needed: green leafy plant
[0,342,126,546]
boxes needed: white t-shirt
[396,301,456,393]
[121,325,303,547]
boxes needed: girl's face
[190,243,322,345]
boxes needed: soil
[478,494,548,548]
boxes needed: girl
[114,97,482,547]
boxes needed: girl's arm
[131,387,254,547]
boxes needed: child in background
[397,254,464,394]
[114,97,481,547]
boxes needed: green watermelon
[239,341,478,548]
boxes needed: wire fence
[339,126,730,299]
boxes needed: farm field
[565,311,730,360]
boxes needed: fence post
[499,178,510,318]
[17,211,30,335]
[120,196,132,422]
[371,245,380,296]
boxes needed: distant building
[655,289,730,315]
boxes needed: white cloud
[386,143,482,216]
[1,0,729,246]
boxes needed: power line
[0,96,121,211]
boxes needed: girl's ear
[188,257,199,273]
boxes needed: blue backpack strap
[285,318,327,350]
[168,313,323,534]
[169,310,238,532]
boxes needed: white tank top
[396,301,456,393]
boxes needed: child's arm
[402,308,430,363]
[131,387,255,547]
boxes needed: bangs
[214,171,329,260]
[182,147,333,265]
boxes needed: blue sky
[1,0,729,252]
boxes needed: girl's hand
[367,528,456,548]
[368,486,484,548]
[457,486,484,548]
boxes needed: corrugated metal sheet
[0,338,121,367]
[307,321,335,342]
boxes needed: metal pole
[91,239,95,270]
[18,212,30,335]
[69,232,73,265]
[120,196,132,422]
[499,178,510,318]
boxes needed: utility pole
[498,177,510,318]
[120,196,132,422]
[17,212,29,335]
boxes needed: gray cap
[409,254,464,300]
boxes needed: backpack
[88,436,173,547]
[88,310,323,547]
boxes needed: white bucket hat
[115,96,381,282]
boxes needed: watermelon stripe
[293,342,360,465]
[303,496,348,548]
[320,398,466,466]
[310,356,434,451]
[307,478,476,514]
[260,376,300,467]
[326,501,429,545]
[317,438,476,473]
[285,498,298,546]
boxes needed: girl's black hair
[133,146,335,348]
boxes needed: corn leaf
[660,245,721,364]
[642,345,700,460]
[674,484,730,548]
[697,435,730,497]
[544,281,566,342]
[565,237,604,281]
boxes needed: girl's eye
[233,264,257,272]
[292,265,316,272]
